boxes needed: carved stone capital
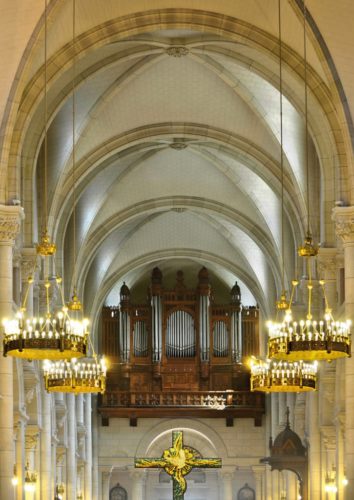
[129,469,146,481]
[333,206,354,245]
[220,467,235,480]
[0,205,24,245]
[56,446,66,465]
[25,426,40,450]
[21,248,37,281]
[317,248,337,279]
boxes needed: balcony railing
[100,390,264,409]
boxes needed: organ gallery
[100,267,264,424]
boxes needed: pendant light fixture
[266,0,351,363]
[43,0,107,393]
[2,0,89,361]
[250,358,317,393]
[251,0,318,392]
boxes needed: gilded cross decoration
[135,430,222,499]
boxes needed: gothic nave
[0,1,354,499]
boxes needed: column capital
[317,247,338,278]
[56,445,66,465]
[251,464,266,476]
[21,247,37,281]
[129,469,146,481]
[0,205,24,245]
[219,466,235,480]
[102,470,112,477]
[25,428,39,450]
[332,206,354,244]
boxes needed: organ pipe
[166,311,195,357]
[119,310,130,363]
[199,295,210,361]
[151,295,162,362]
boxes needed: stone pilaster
[66,394,77,500]
[130,469,146,500]
[0,205,23,500]
[333,206,354,500]
[40,390,52,500]
[14,415,27,500]
[307,392,321,499]
[84,395,92,500]
[220,468,235,500]
[20,248,37,315]
[102,470,111,500]
[25,426,39,497]
[335,415,345,500]
[252,465,266,500]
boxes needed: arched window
[110,483,128,500]
[237,483,255,500]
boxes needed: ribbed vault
[1,3,351,347]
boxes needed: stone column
[130,470,146,500]
[56,447,66,499]
[252,465,265,499]
[15,415,27,500]
[333,206,354,499]
[25,428,39,500]
[40,390,52,500]
[271,469,280,499]
[307,392,321,499]
[92,398,99,500]
[66,394,77,499]
[265,464,272,500]
[220,468,234,500]
[271,394,279,439]
[0,206,23,499]
[335,416,345,500]
[84,394,92,500]
[278,394,287,427]
[20,248,37,313]
[101,470,111,500]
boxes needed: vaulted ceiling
[2,1,353,338]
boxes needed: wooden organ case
[99,267,265,425]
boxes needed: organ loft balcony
[98,267,265,426]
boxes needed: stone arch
[109,483,128,500]
[135,418,228,459]
[2,6,352,209]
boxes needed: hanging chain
[278,0,285,295]
[303,0,310,235]
[44,0,48,233]
[72,0,78,294]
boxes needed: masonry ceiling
[1,1,352,335]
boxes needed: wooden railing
[100,390,264,409]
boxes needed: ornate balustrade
[98,390,265,425]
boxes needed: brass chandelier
[266,0,351,363]
[2,0,91,362]
[250,358,317,393]
[42,0,107,395]
[43,355,106,394]
[267,276,351,361]
[3,271,88,360]
[250,0,319,392]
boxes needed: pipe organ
[102,267,260,394]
